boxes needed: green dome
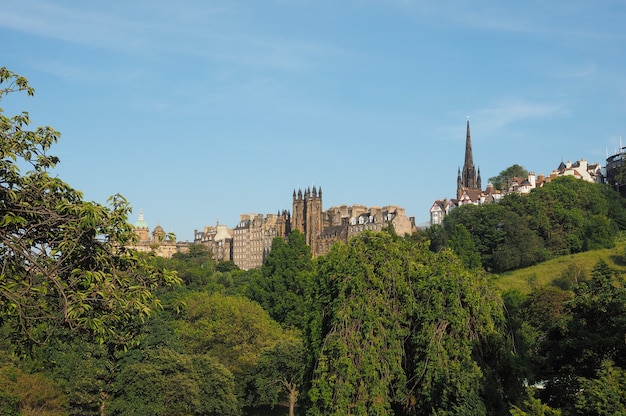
[134,209,149,229]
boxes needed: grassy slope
[495,240,626,294]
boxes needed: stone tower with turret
[292,186,323,254]
[457,119,481,198]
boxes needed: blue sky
[2,0,625,241]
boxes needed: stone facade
[202,187,418,270]
[293,188,417,259]
[231,211,290,270]
[130,209,189,258]
[193,223,234,262]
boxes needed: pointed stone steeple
[464,119,474,171]
[458,118,479,198]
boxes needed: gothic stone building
[457,119,482,199]
[224,187,416,270]
[292,187,417,259]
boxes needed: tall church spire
[457,118,479,198]
[464,118,474,170]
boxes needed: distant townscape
[130,120,617,269]
[430,120,604,226]
[130,189,416,270]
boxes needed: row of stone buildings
[130,188,417,270]
[194,187,416,270]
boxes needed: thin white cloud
[553,63,597,79]
[0,0,345,74]
[0,1,151,52]
[475,99,568,131]
[370,0,626,42]
[437,99,569,142]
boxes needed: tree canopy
[305,230,504,415]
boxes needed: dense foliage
[305,232,505,415]
[431,175,626,272]
[246,230,314,329]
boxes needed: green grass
[495,240,626,294]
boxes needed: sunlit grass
[495,240,626,294]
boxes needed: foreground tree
[305,231,505,415]
[306,231,413,415]
[0,67,180,348]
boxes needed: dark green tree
[167,244,216,289]
[247,230,314,329]
[215,260,239,272]
[522,176,615,255]
[536,260,626,410]
[304,231,505,415]
[448,223,482,269]
[443,203,546,272]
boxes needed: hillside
[495,239,626,294]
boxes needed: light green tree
[0,352,68,416]
[509,389,561,416]
[0,67,180,348]
[108,348,239,416]
[175,291,288,407]
[575,360,626,415]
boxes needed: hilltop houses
[429,121,604,226]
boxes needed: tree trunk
[288,383,298,416]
